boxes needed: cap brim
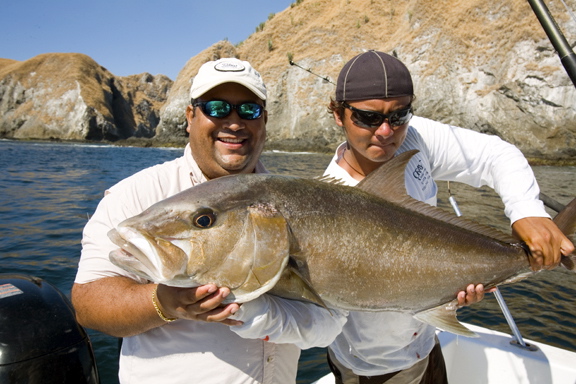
[191,78,266,100]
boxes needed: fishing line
[288,59,335,85]
[558,0,576,26]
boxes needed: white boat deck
[313,323,576,384]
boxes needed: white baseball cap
[190,58,267,100]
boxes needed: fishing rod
[527,0,576,87]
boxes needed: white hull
[313,323,576,384]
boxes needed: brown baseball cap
[335,50,413,101]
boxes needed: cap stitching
[372,51,388,99]
[342,55,363,101]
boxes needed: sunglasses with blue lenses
[193,100,264,120]
[343,102,413,128]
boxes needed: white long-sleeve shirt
[325,115,549,375]
[75,143,346,384]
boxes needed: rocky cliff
[1,0,575,159]
[0,53,171,141]
[158,0,576,158]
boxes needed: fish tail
[553,197,576,271]
[553,197,576,236]
[561,255,576,271]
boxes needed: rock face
[1,0,575,159]
[157,0,576,158]
[0,53,171,141]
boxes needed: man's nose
[375,120,394,138]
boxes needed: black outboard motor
[0,274,99,383]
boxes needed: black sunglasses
[192,100,264,120]
[343,102,413,128]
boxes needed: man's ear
[185,105,194,133]
[333,110,344,127]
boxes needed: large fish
[108,150,576,336]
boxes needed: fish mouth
[108,228,161,280]
[108,227,190,285]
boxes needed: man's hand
[512,217,574,271]
[457,284,495,307]
[156,284,243,326]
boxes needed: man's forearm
[71,276,165,337]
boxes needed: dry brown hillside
[159,0,575,157]
[0,53,172,140]
[236,0,573,82]
[0,53,117,125]
[2,0,574,157]
[0,58,19,70]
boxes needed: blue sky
[0,0,295,80]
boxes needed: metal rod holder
[447,184,537,351]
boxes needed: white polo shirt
[325,115,548,375]
[76,143,346,384]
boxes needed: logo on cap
[214,61,245,72]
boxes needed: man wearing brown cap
[72,58,345,384]
[324,50,573,383]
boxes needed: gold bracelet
[152,284,177,322]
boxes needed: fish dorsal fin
[414,301,478,337]
[357,150,516,244]
[315,175,346,185]
[357,149,418,204]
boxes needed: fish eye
[192,209,216,229]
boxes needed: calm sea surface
[1,140,575,384]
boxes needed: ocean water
[0,140,574,384]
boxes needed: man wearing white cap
[72,58,346,384]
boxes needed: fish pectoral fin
[288,264,330,311]
[269,261,330,312]
[414,301,478,338]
